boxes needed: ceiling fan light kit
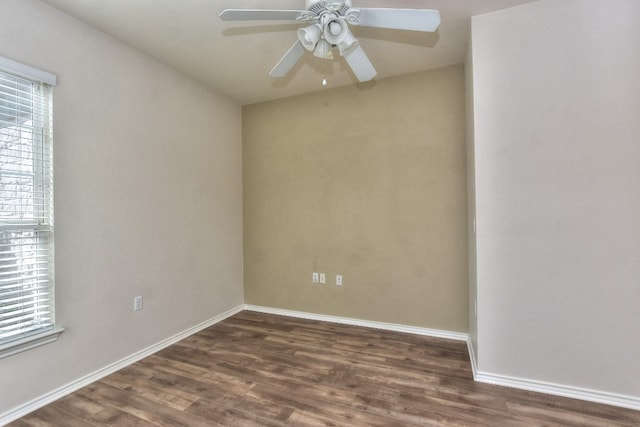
[313,39,334,59]
[219,1,441,83]
[298,24,322,50]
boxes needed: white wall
[471,0,640,402]
[0,0,243,417]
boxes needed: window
[0,56,60,358]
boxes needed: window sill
[0,328,65,359]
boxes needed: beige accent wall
[243,66,468,332]
[0,0,242,417]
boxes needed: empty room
[0,0,639,425]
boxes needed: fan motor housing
[305,1,352,11]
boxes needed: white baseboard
[467,337,639,411]
[0,304,244,426]
[243,304,469,341]
[474,371,640,412]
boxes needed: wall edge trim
[0,304,244,425]
[467,336,478,378]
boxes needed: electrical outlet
[336,275,343,286]
[319,273,326,284]
[312,272,319,283]
[134,295,143,311]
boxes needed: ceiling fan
[219,1,441,82]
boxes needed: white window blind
[0,59,57,354]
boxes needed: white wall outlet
[312,272,319,283]
[319,273,326,284]
[134,295,143,311]
[336,275,343,286]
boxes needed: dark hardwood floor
[9,310,640,426]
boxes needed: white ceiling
[41,0,538,105]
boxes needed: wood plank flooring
[9,311,640,426]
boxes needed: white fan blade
[343,45,377,82]
[219,9,304,21]
[270,41,306,78]
[357,8,441,32]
